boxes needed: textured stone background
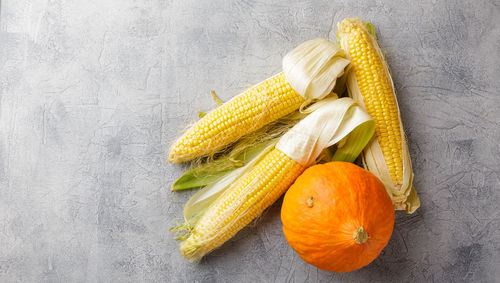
[1,0,499,282]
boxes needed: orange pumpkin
[281,162,395,273]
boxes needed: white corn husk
[339,19,420,213]
[283,38,350,107]
[276,97,373,166]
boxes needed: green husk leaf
[182,142,276,222]
[211,90,224,106]
[172,167,231,191]
[332,118,375,162]
[172,140,274,191]
[366,22,377,39]
[198,111,206,118]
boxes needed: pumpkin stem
[353,226,368,244]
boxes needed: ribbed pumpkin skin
[281,162,395,273]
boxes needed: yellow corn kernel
[168,73,304,163]
[180,148,306,261]
[339,18,403,185]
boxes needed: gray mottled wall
[1,0,499,282]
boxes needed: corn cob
[169,39,349,163]
[338,18,420,213]
[178,97,374,261]
[169,73,304,163]
[180,148,305,261]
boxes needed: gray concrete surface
[1,0,499,282]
